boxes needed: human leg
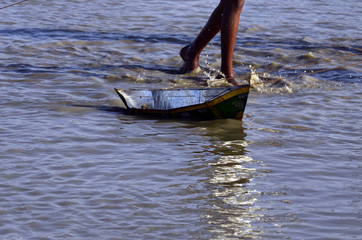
[180,0,244,86]
[180,1,224,73]
[220,0,244,85]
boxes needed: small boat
[114,84,250,120]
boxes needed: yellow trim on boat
[164,85,249,116]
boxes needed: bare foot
[216,73,238,86]
[226,76,238,86]
[179,44,199,73]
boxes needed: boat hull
[115,85,250,120]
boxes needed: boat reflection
[195,120,265,239]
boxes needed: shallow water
[0,0,361,239]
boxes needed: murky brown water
[0,0,361,239]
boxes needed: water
[0,0,361,239]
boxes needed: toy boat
[114,84,250,120]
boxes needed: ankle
[180,43,200,73]
[217,71,237,86]
[180,44,196,60]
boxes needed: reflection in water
[206,146,262,238]
[192,120,265,239]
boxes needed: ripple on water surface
[0,0,361,239]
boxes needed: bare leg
[180,2,224,73]
[220,0,244,85]
[180,0,244,85]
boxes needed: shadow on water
[1,63,180,76]
[0,28,189,44]
[1,28,360,83]
[2,27,359,88]
[72,104,127,113]
[1,28,360,53]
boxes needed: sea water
[0,0,361,239]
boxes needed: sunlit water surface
[0,0,361,239]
